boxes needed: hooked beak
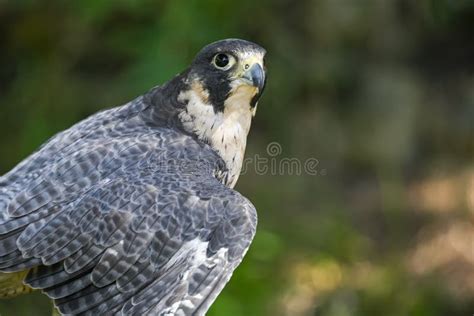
[241,63,266,92]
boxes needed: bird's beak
[241,63,266,92]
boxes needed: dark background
[0,0,473,315]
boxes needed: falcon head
[149,39,267,187]
[185,39,267,112]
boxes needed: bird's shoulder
[2,96,226,186]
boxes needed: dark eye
[215,54,229,67]
[212,53,234,70]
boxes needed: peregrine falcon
[0,39,266,315]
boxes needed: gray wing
[0,102,257,315]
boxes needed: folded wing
[0,113,257,315]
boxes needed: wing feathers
[0,111,257,315]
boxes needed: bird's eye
[214,54,229,67]
[212,53,234,70]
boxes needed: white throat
[178,82,257,188]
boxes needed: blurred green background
[0,0,473,315]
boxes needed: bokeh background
[0,0,473,315]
